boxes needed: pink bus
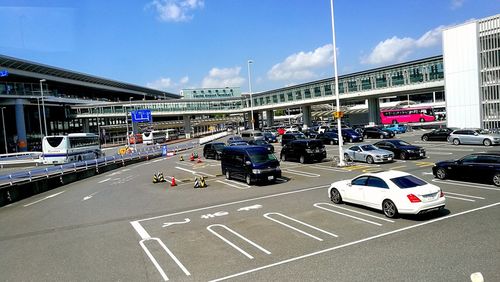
[380,107,436,124]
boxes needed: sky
[0,0,498,95]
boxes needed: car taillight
[407,194,421,203]
[440,190,444,197]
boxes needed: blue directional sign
[0,70,8,77]
[131,109,152,123]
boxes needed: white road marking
[426,147,474,152]
[139,238,191,281]
[121,168,131,172]
[264,212,338,241]
[175,166,215,177]
[23,191,65,207]
[98,178,111,183]
[210,202,500,282]
[432,179,500,191]
[445,195,475,202]
[207,224,271,259]
[201,211,229,219]
[315,203,394,223]
[135,184,330,223]
[308,164,347,172]
[422,172,434,175]
[426,152,453,155]
[131,221,151,239]
[110,171,122,176]
[444,191,484,200]
[282,169,320,177]
[313,203,383,226]
[216,180,250,189]
[162,218,190,228]
[237,204,263,211]
[152,159,163,163]
[82,191,99,201]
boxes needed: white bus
[42,133,101,164]
[142,129,179,145]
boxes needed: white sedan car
[328,170,445,218]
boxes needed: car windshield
[395,140,411,146]
[361,145,378,151]
[249,153,277,164]
[343,129,355,134]
[390,175,427,189]
[253,140,266,145]
[213,144,225,149]
[231,136,243,141]
[477,129,490,134]
[295,134,306,139]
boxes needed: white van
[241,130,265,142]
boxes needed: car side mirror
[245,160,251,166]
[456,159,462,164]
[474,132,479,136]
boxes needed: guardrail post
[45,168,49,178]
[85,161,88,170]
[28,171,32,182]
[73,163,77,172]
[9,174,12,186]
[60,165,64,175]
[95,159,99,173]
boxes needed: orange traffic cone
[197,157,202,163]
[171,176,177,187]
[190,153,195,161]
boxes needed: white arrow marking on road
[162,218,191,228]
[82,191,100,201]
[237,204,263,211]
[98,178,111,183]
[24,191,65,207]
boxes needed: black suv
[362,127,394,139]
[281,132,306,146]
[374,139,425,160]
[203,142,225,160]
[433,152,500,186]
[280,139,326,164]
[316,132,339,145]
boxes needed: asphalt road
[0,130,499,281]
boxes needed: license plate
[268,176,274,180]
[420,153,424,156]
[388,157,392,160]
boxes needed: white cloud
[267,44,334,81]
[361,25,447,65]
[201,67,245,88]
[146,76,189,92]
[148,0,204,22]
[451,0,465,9]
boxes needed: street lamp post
[247,60,255,130]
[40,79,48,136]
[36,97,43,138]
[330,0,345,166]
[0,107,7,154]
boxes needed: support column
[301,105,311,129]
[253,112,260,130]
[15,99,28,152]
[183,115,191,139]
[83,119,90,133]
[265,110,274,128]
[367,98,381,125]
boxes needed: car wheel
[383,200,398,218]
[436,168,447,180]
[203,152,207,158]
[225,170,231,180]
[330,188,342,204]
[363,134,368,139]
[330,140,335,145]
[379,134,384,139]
[215,154,220,160]
[245,174,252,185]
[493,173,500,187]
[400,152,407,160]
[344,153,352,162]
[419,118,425,122]
[299,155,306,164]
[349,138,353,143]
[280,154,286,161]
[392,120,397,124]
[483,139,492,146]
[453,138,460,145]
[366,156,374,164]
[422,135,428,141]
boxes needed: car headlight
[276,166,281,171]
[252,169,262,174]
[305,149,314,153]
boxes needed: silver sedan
[344,144,394,164]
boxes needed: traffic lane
[131,177,499,281]
[224,204,500,282]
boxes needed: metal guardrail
[0,141,200,188]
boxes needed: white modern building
[444,14,500,129]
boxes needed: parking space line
[175,166,215,177]
[315,203,394,223]
[215,180,250,190]
[210,202,500,282]
[207,224,271,259]
[308,164,347,172]
[313,203,383,226]
[282,169,320,177]
[444,192,485,199]
[139,237,191,281]
[445,195,476,202]
[264,212,338,241]
[387,165,407,170]
[432,179,500,191]
[98,178,111,183]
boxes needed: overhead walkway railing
[72,56,444,118]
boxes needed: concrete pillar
[301,105,311,129]
[253,112,260,130]
[83,119,90,133]
[265,110,274,128]
[367,98,381,125]
[183,115,191,138]
[15,99,28,152]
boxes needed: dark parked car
[280,139,326,164]
[262,132,278,143]
[229,141,249,146]
[341,128,364,142]
[317,132,339,145]
[281,132,306,146]
[421,128,453,141]
[302,128,319,139]
[374,139,426,160]
[362,127,395,139]
[248,139,274,153]
[433,152,500,186]
[203,142,225,160]
[227,136,245,145]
